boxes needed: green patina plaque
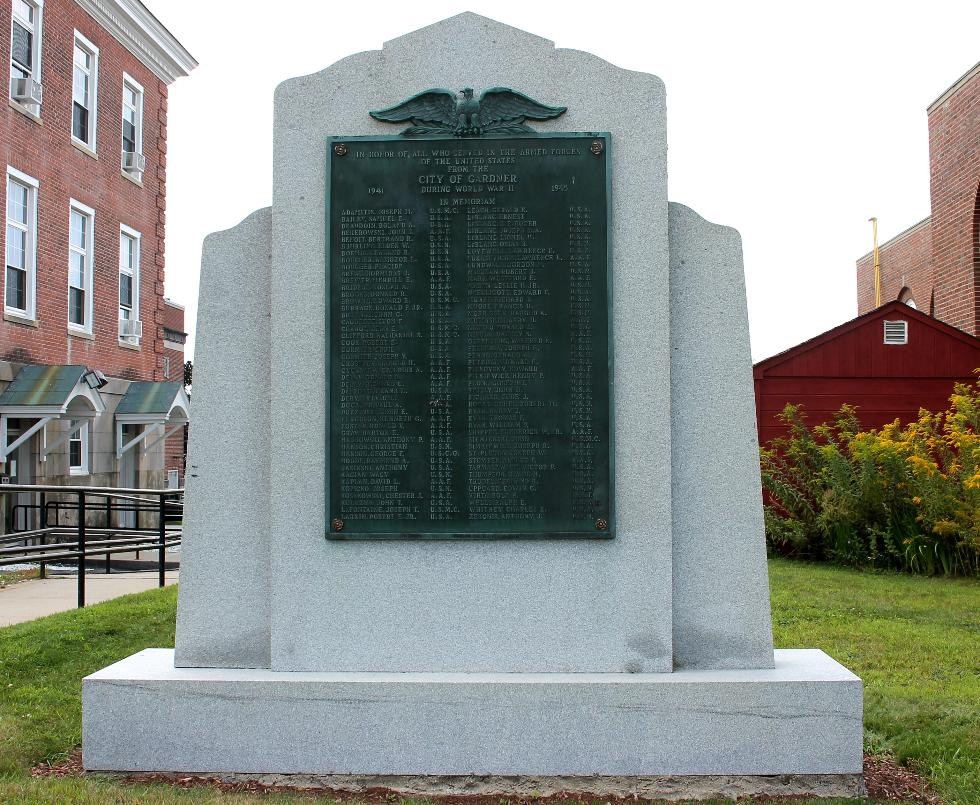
[326,133,612,539]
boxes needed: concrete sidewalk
[0,571,178,627]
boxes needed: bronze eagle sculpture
[369,87,566,137]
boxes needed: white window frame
[71,30,98,152]
[9,0,43,108]
[67,198,94,334]
[118,223,140,341]
[5,165,38,319]
[120,72,143,169]
[68,420,89,475]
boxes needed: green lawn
[0,560,977,804]
[0,584,179,776]
[769,558,979,803]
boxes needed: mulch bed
[32,750,941,803]
[862,755,940,803]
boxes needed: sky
[146,0,980,362]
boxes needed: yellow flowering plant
[760,379,980,576]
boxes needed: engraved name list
[327,134,611,538]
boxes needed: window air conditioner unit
[119,318,143,339]
[122,151,146,173]
[10,77,42,105]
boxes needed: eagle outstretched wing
[478,88,567,133]
[369,89,457,135]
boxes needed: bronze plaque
[327,134,612,538]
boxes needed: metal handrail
[0,533,180,554]
[4,541,181,567]
[0,484,182,607]
[0,483,184,494]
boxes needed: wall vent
[883,320,908,345]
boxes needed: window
[10,0,42,108]
[68,200,94,333]
[68,421,88,475]
[5,167,37,317]
[119,225,140,341]
[71,31,98,150]
[162,355,170,379]
[121,73,143,178]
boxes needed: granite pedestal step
[83,648,862,796]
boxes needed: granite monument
[83,13,863,798]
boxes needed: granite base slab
[83,649,862,781]
[100,770,865,800]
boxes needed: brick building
[857,61,980,329]
[757,61,980,447]
[161,296,185,485]
[0,0,194,528]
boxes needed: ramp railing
[0,484,182,607]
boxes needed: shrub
[761,380,980,576]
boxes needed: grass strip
[0,561,977,803]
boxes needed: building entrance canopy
[0,365,107,464]
[114,381,189,459]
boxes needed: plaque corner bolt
[590,139,604,156]
[595,518,608,531]
[331,518,345,532]
[333,143,348,157]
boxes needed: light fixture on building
[83,369,109,389]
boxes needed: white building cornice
[74,0,197,84]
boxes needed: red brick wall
[163,426,186,486]
[161,300,183,333]
[161,299,185,384]
[856,218,933,314]
[0,0,169,380]
[929,67,980,334]
[161,346,183,381]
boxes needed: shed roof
[754,301,980,378]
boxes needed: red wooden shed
[754,301,980,446]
